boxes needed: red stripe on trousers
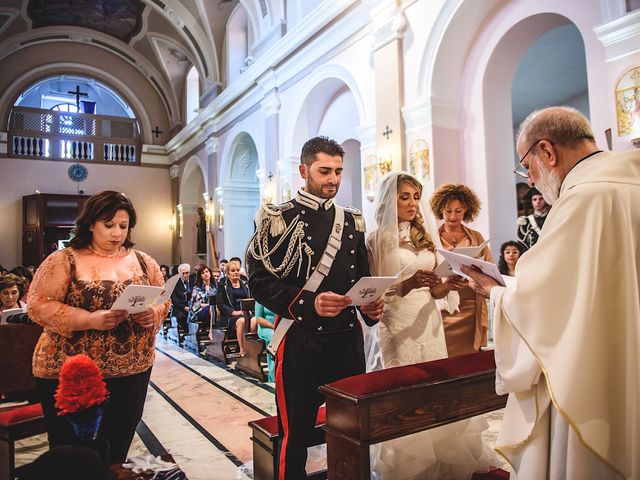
[275,334,288,480]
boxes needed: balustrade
[8,106,140,164]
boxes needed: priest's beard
[535,164,562,205]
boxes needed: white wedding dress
[370,242,499,480]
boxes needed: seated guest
[498,241,522,276]
[211,268,221,286]
[170,263,192,334]
[189,265,216,324]
[10,266,33,304]
[216,259,256,356]
[0,273,26,313]
[159,264,170,283]
[229,256,248,282]
[254,301,275,382]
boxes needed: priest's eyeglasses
[513,138,549,179]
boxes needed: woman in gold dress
[430,184,493,357]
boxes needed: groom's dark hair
[300,136,345,166]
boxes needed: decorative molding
[68,33,93,44]
[260,92,281,117]
[163,6,185,29]
[401,99,429,135]
[169,164,180,179]
[205,137,217,154]
[369,2,407,52]
[594,9,640,60]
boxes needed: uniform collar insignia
[297,189,334,210]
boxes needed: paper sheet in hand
[436,248,505,286]
[345,266,408,306]
[434,239,490,277]
[110,274,181,314]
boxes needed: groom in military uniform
[247,136,384,479]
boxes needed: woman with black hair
[498,241,522,277]
[27,190,169,463]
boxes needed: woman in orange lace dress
[430,184,493,357]
[28,191,169,463]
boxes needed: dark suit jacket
[171,278,192,310]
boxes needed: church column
[204,136,220,267]
[258,69,281,202]
[169,164,180,264]
[369,0,407,172]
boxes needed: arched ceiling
[0,0,242,129]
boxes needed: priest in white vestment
[462,106,639,480]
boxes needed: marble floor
[14,335,512,479]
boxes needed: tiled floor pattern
[14,335,512,479]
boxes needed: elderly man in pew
[463,106,640,479]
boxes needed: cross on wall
[382,125,393,140]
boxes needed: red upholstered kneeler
[320,350,510,480]
[249,407,326,480]
[0,324,46,480]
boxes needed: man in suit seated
[170,263,192,335]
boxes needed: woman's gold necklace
[444,230,463,246]
[88,245,125,258]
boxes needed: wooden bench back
[0,323,43,393]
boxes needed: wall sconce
[218,206,224,230]
[177,204,184,238]
[377,149,393,175]
[168,211,176,231]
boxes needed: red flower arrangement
[54,354,108,416]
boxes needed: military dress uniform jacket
[247,189,375,333]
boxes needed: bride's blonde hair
[397,174,435,252]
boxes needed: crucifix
[67,85,88,109]
[382,125,393,140]
[267,171,274,181]
[152,126,164,138]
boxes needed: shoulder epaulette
[256,201,294,236]
[344,206,366,232]
[516,216,528,226]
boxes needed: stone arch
[218,131,260,259]
[420,0,606,253]
[179,155,207,264]
[0,63,155,143]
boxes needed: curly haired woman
[430,184,493,357]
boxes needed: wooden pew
[318,350,509,480]
[0,323,46,480]
[184,298,213,353]
[204,296,239,364]
[235,298,269,381]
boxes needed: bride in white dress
[366,172,498,480]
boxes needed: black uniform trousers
[275,323,365,479]
[35,368,152,463]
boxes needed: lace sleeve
[139,251,170,331]
[27,250,85,338]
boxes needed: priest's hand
[460,265,498,298]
